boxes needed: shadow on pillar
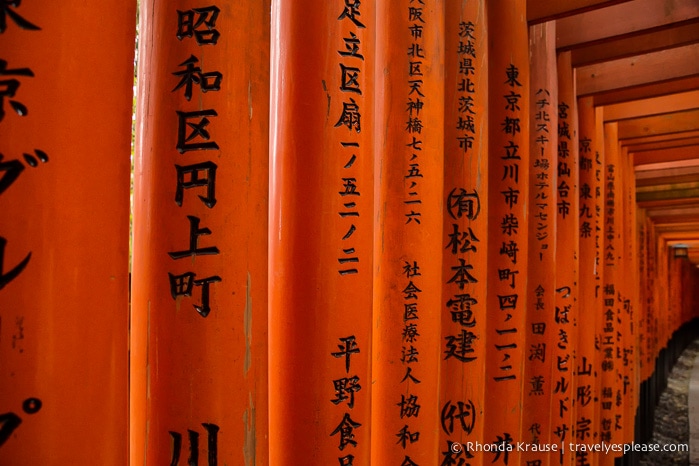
[617,318,699,466]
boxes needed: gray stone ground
[639,340,699,465]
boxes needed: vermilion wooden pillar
[601,121,620,464]
[372,1,444,463]
[132,1,270,464]
[0,1,135,463]
[441,1,487,464]
[268,1,374,464]
[555,50,579,466]
[620,146,638,448]
[577,96,602,466]
[523,22,558,466]
[484,0,529,463]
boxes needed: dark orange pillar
[441,1,487,464]
[522,22,557,465]
[372,1,444,463]
[0,1,135,463]
[484,0,529,463]
[600,121,620,464]
[576,96,603,466]
[554,49,579,466]
[267,2,374,464]
[131,1,270,464]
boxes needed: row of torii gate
[1,0,698,465]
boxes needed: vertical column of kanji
[440,2,487,464]
[646,219,658,383]
[636,207,651,443]
[600,121,620,464]
[131,1,270,464]
[636,209,647,395]
[0,2,134,463]
[483,0,528,463]
[267,1,374,465]
[521,22,557,465]
[619,147,637,449]
[372,1,444,465]
[575,96,602,466]
[655,239,669,353]
[554,50,578,466]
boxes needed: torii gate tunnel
[2,1,699,465]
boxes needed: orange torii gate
[1,2,699,465]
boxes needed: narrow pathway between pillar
[640,339,699,465]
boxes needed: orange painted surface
[131,1,270,464]
[522,22,558,466]
[483,1,529,463]
[576,96,603,465]
[554,50,579,466]
[0,1,134,463]
[440,1,488,464]
[268,1,374,464]
[371,1,444,464]
[600,122,620,464]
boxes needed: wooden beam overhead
[557,0,699,48]
[592,75,699,105]
[637,187,699,203]
[577,43,699,96]
[635,170,699,187]
[655,221,699,232]
[617,109,699,139]
[632,145,699,165]
[603,90,699,121]
[570,20,699,66]
[626,136,699,153]
[528,0,632,24]
[622,130,699,146]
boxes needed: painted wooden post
[267,2,375,464]
[0,2,134,463]
[620,146,638,449]
[522,21,558,466]
[554,50,579,466]
[372,1,445,463]
[0,1,134,463]
[600,121,620,464]
[576,96,603,466]
[131,1,270,464]
[484,0,529,463]
[441,1,487,464]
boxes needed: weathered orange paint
[440,1,487,464]
[522,21,558,466]
[600,121,620,464]
[0,1,134,463]
[576,95,603,466]
[371,1,444,464]
[267,1,374,464]
[554,50,579,466]
[484,0,529,463]
[131,1,270,464]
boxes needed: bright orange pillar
[440,1,487,464]
[0,1,134,463]
[619,146,637,448]
[522,21,557,465]
[600,121,620,464]
[484,0,529,463]
[268,2,374,464]
[131,1,270,464]
[554,49,579,466]
[576,96,603,466]
[372,2,444,464]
